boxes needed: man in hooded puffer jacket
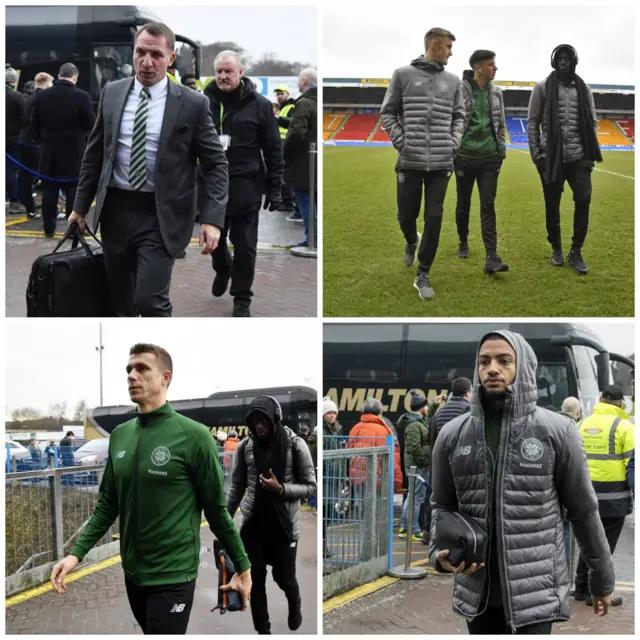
[380,27,466,301]
[429,330,614,634]
[227,396,316,635]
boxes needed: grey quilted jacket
[380,56,466,171]
[227,427,316,540]
[460,74,506,159]
[429,330,614,630]
[527,76,597,163]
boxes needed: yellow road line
[323,558,438,614]
[5,230,291,251]
[5,555,122,608]
[5,217,30,227]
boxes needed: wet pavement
[6,511,318,635]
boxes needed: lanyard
[220,103,226,135]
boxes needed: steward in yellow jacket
[574,384,634,605]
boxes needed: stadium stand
[506,116,528,145]
[614,118,635,142]
[334,113,379,141]
[596,118,632,147]
[323,112,349,141]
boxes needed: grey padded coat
[380,56,466,171]
[527,77,597,163]
[428,330,615,630]
[227,426,316,540]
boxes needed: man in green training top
[50,343,252,634]
[455,50,508,274]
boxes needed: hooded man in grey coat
[227,395,316,635]
[429,330,614,634]
[380,27,466,301]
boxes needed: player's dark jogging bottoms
[396,168,452,273]
[125,578,196,634]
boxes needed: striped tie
[129,87,151,190]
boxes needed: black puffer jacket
[429,330,614,630]
[203,77,283,214]
[226,397,316,540]
[5,85,25,146]
[430,395,470,450]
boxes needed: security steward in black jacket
[203,51,283,317]
[32,62,94,237]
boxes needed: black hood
[205,76,257,103]
[411,55,445,73]
[246,395,281,439]
[463,69,474,80]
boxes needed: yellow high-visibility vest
[579,401,635,516]
[278,102,295,139]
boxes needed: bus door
[91,44,135,104]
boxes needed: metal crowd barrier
[322,435,394,599]
[5,464,118,595]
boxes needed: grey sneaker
[551,247,564,266]
[403,232,421,267]
[457,241,469,259]
[413,271,434,299]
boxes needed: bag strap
[53,223,102,258]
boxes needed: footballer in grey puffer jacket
[380,56,466,172]
[428,329,614,630]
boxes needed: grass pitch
[323,148,634,317]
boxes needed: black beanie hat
[409,389,428,411]
[469,49,495,68]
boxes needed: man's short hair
[424,28,456,50]
[35,72,54,88]
[59,62,79,79]
[181,72,197,85]
[136,22,176,52]
[214,50,243,70]
[451,377,472,396]
[469,49,496,69]
[362,397,383,415]
[299,67,318,87]
[129,343,173,375]
[66,431,74,437]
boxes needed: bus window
[92,45,134,102]
[535,364,569,411]
[175,43,196,77]
[323,324,403,381]
[611,358,634,415]
[572,345,601,416]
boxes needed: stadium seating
[324,112,347,133]
[596,119,632,147]
[334,114,379,141]
[614,119,635,142]
[506,116,528,145]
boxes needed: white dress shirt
[111,76,168,192]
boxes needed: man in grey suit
[69,22,228,317]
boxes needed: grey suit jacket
[74,77,228,256]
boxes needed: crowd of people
[5,21,318,317]
[381,28,601,299]
[322,330,634,634]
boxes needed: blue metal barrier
[322,435,393,599]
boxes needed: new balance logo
[170,604,186,613]
[456,446,472,457]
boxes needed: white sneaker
[57,212,66,220]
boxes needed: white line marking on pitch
[512,148,633,179]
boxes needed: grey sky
[148,5,317,66]
[588,323,635,359]
[323,5,634,84]
[5,320,320,415]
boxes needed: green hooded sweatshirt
[459,78,498,158]
[71,402,250,586]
